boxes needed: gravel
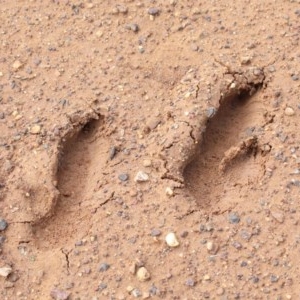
[148,7,159,16]
[50,288,70,300]
[118,173,129,182]
[150,229,161,237]
[98,263,110,272]
[185,278,196,286]
[0,219,8,231]
[228,212,240,224]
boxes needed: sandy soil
[1,0,300,299]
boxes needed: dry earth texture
[1,0,300,299]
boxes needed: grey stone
[206,107,216,118]
[148,7,159,15]
[125,23,139,32]
[151,229,161,237]
[185,278,196,286]
[0,219,8,231]
[228,212,240,224]
[98,263,110,272]
[132,288,141,297]
[50,288,70,300]
[118,173,129,182]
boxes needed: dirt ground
[1,0,300,299]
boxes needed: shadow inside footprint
[33,116,110,248]
[184,89,266,209]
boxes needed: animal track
[184,88,268,211]
[33,116,111,248]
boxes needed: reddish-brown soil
[1,1,300,299]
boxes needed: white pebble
[165,187,174,196]
[136,267,151,282]
[0,266,12,277]
[30,125,41,134]
[285,107,295,116]
[134,171,149,182]
[165,232,180,247]
[143,159,152,167]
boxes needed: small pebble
[206,107,216,118]
[216,287,225,295]
[116,4,128,14]
[0,236,5,245]
[165,232,180,247]
[125,23,139,33]
[126,286,134,293]
[271,210,284,223]
[143,159,152,167]
[30,125,41,134]
[136,267,151,282]
[149,285,158,296]
[148,7,159,16]
[0,219,8,231]
[180,231,188,238]
[132,288,142,298]
[98,263,110,272]
[12,60,23,70]
[270,274,279,283]
[97,282,107,291]
[228,212,240,224]
[0,266,12,277]
[165,187,174,196]
[118,173,129,182]
[190,44,199,52]
[203,274,210,281]
[185,278,195,286]
[206,241,218,254]
[129,262,137,275]
[240,229,252,241]
[240,261,247,267]
[151,229,161,237]
[134,171,149,182]
[109,146,117,160]
[240,56,251,65]
[285,107,295,116]
[50,288,70,300]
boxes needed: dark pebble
[291,74,299,81]
[185,278,195,286]
[7,272,19,283]
[232,241,242,250]
[240,229,252,241]
[228,212,240,224]
[0,218,8,231]
[109,146,117,160]
[75,240,83,246]
[240,261,247,267]
[149,285,158,296]
[0,235,5,245]
[251,276,259,283]
[148,7,159,16]
[150,229,161,237]
[118,173,129,182]
[97,282,107,291]
[125,23,139,32]
[270,274,279,283]
[98,263,110,272]
[180,231,188,238]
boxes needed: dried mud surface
[1,1,300,299]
